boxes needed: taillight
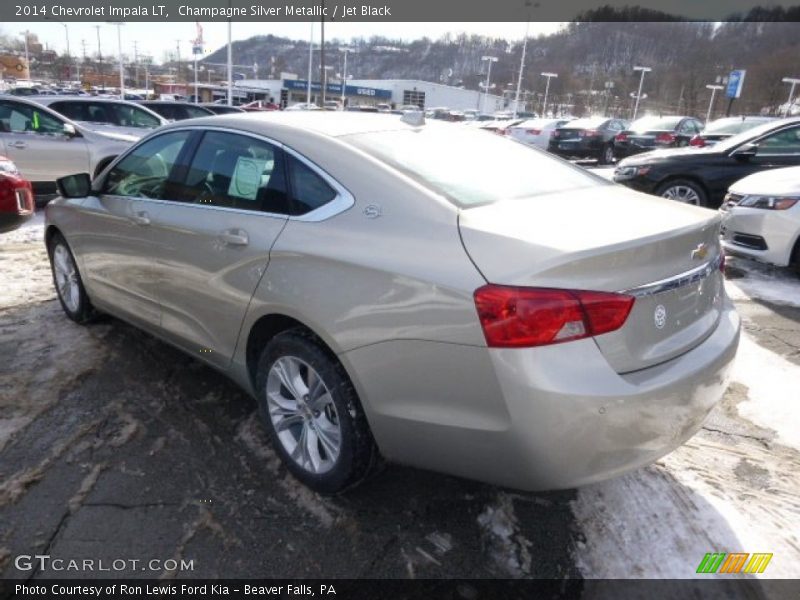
[615,133,628,142]
[473,285,635,348]
[580,129,599,137]
[552,130,561,138]
[689,135,705,147]
[526,128,542,135]
[655,132,676,145]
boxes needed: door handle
[219,229,249,246]
[10,140,26,149]
[130,211,150,226]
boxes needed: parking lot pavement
[1,214,799,583]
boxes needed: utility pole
[175,40,181,82]
[94,25,104,91]
[21,31,30,77]
[705,84,724,122]
[541,72,558,117]
[132,41,139,88]
[320,0,326,107]
[481,56,498,114]
[513,17,530,118]
[227,20,233,105]
[632,65,651,121]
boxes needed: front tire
[656,179,708,207]
[254,329,378,494]
[47,233,97,324]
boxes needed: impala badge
[691,243,709,261]
[654,304,667,330]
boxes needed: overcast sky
[6,22,565,64]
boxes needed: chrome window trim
[99,124,354,222]
[619,253,722,298]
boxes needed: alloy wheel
[53,244,80,313]
[661,184,701,205]
[265,356,341,474]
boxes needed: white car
[508,118,574,149]
[721,166,800,269]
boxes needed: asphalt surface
[1,209,799,583]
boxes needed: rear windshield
[345,127,607,207]
[629,116,683,132]
[561,117,607,129]
[705,118,771,134]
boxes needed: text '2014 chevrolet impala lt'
[45,112,740,493]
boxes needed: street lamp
[109,22,125,98]
[339,47,354,107]
[632,66,651,121]
[782,77,800,117]
[513,0,534,118]
[705,84,724,123]
[540,72,558,117]
[20,31,30,76]
[53,22,71,81]
[481,56,498,114]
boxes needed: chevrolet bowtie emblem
[691,243,709,260]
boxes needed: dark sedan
[138,101,215,121]
[689,116,775,148]
[613,117,800,207]
[201,103,246,115]
[614,116,703,159]
[548,117,628,164]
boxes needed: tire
[254,328,378,494]
[656,179,708,207]
[598,143,615,165]
[47,233,97,324]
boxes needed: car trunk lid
[459,185,725,373]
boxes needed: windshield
[629,116,682,132]
[713,120,791,153]
[345,126,608,207]
[184,105,213,119]
[52,101,161,128]
[705,118,771,135]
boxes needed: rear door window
[286,156,337,215]
[180,130,290,213]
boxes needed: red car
[0,156,35,234]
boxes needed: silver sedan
[45,112,740,493]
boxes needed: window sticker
[228,156,268,201]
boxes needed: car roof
[157,111,435,139]
[28,96,141,106]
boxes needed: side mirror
[733,142,758,159]
[57,173,92,198]
[63,123,79,138]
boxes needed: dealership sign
[283,79,392,99]
[726,70,746,99]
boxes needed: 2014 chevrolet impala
[45,112,740,493]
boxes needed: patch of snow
[0,212,44,246]
[733,334,800,451]
[725,258,800,308]
[477,492,532,577]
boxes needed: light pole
[20,31,30,77]
[481,56,498,114]
[226,19,233,105]
[110,22,125,98]
[54,22,71,81]
[541,72,558,117]
[782,77,800,117]
[307,22,314,104]
[513,3,532,118]
[339,47,353,107]
[705,84,724,122]
[632,65,651,121]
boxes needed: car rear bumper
[342,300,740,491]
[720,207,799,267]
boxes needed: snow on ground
[725,257,800,309]
[734,335,800,451]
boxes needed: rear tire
[656,179,708,207]
[598,144,615,165]
[254,328,378,494]
[47,233,97,324]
